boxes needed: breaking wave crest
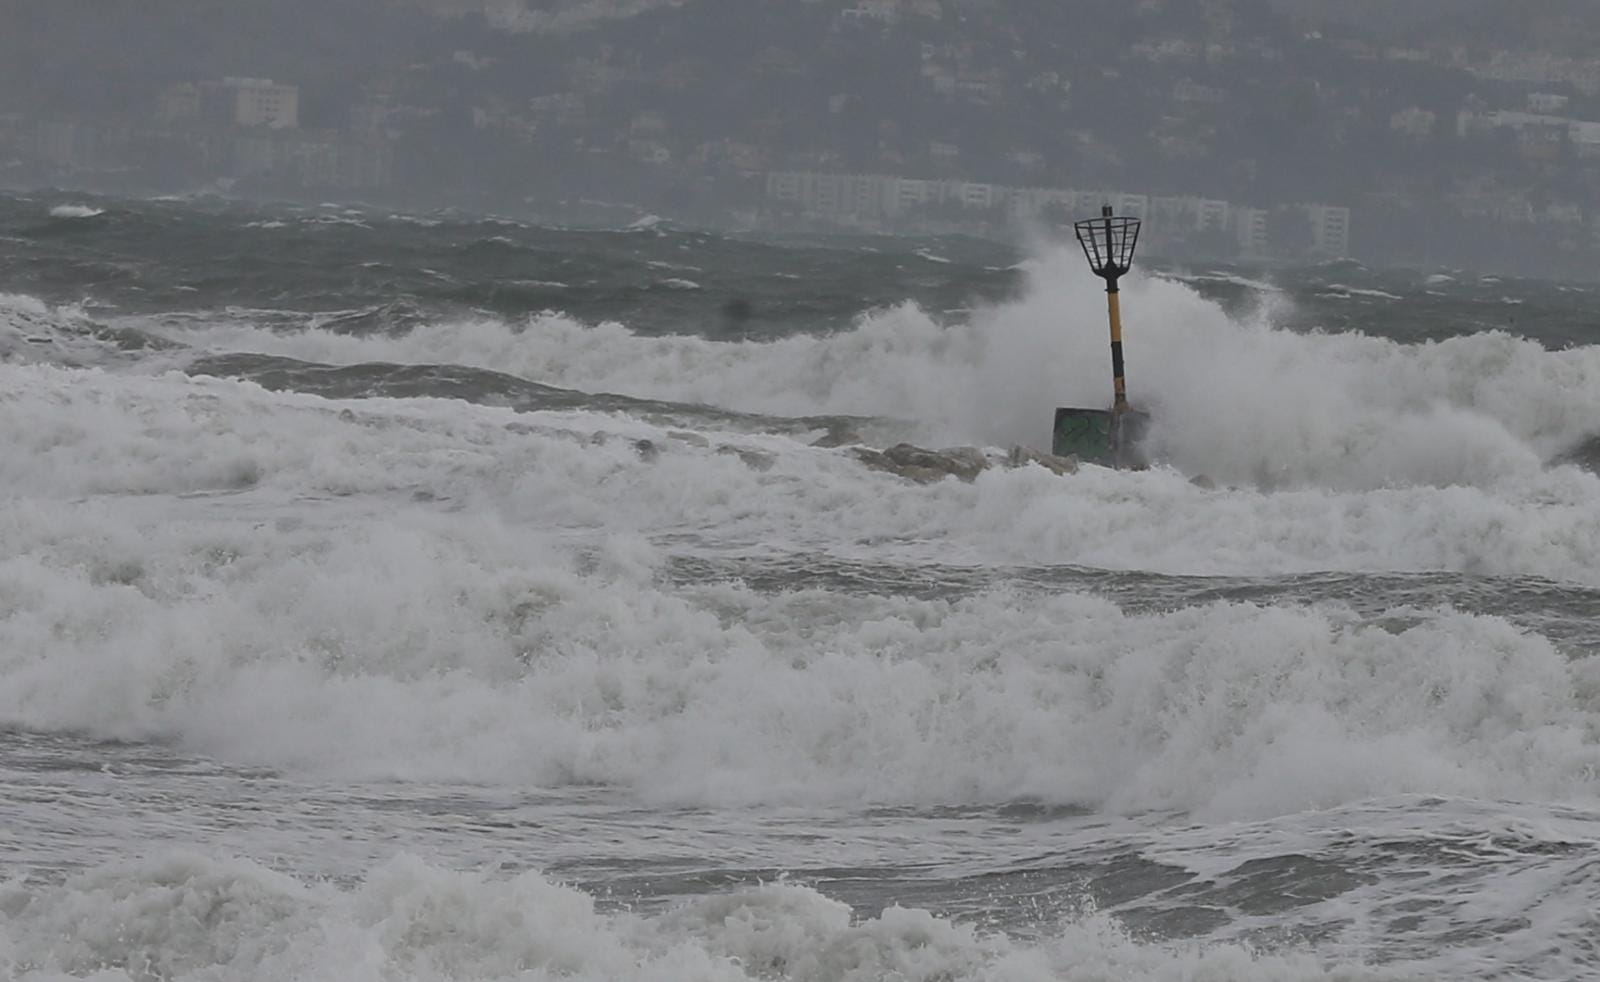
[2,456,1598,818]
[0,851,1424,981]
[123,244,1600,492]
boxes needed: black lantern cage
[1073,206,1141,283]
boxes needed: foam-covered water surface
[3,190,1600,980]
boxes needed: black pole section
[1105,273,1126,413]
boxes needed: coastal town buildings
[765,171,1352,258]
[7,3,1600,272]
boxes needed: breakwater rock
[852,443,1079,483]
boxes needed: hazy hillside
[1265,0,1600,51]
[411,0,690,34]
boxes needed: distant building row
[159,78,301,130]
[1457,108,1600,159]
[765,171,1351,258]
[1149,38,1600,97]
[17,118,389,190]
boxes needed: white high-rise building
[1302,204,1351,258]
[1234,207,1270,254]
[200,78,299,129]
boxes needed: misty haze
[2,0,1600,273]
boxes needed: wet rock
[1006,445,1079,476]
[633,438,660,462]
[852,447,934,483]
[853,443,987,483]
[851,442,1092,484]
[810,423,863,448]
[886,443,985,482]
[920,445,988,478]
[1190,473,1217,490]
[717,445,776,471]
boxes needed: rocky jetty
[527,424,1081,481]
[852,442,1078,483]
[1004,444,1080,477]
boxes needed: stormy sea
[2,189,1599,981]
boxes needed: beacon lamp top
[1073,205,1141,289]
[1049,203,1149,470]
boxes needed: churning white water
[3,219,1600,980]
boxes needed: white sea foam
[7,221,1598,980]
[3,359,1600,582]
[144,243,1600,495]
[6,256,1600,819]
[1172,270,1283,292]
[0,851,1417,981]
[48,204,104,219]
[1320,284,1404,300]
[305,215,372,229]
[0,372,1597,817]
[0,294,131,367]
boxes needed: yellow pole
[1106,286,1127,412]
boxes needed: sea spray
[2,462,1597,818]
[130,245,1600,489]
[6,193,1600,981]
